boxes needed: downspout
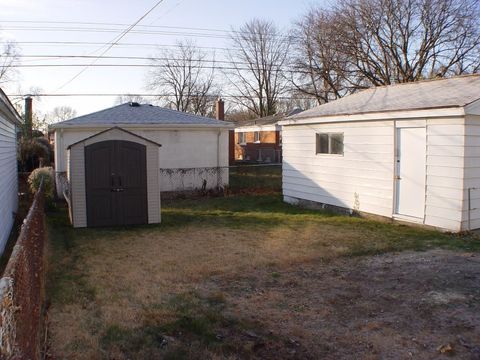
[468,188,477,231]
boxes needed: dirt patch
[202,250,480,359]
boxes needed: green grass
[160,193,480,254]
[229,165,282,191]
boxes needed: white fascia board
[235,124,280,132]
[279,107,465,126]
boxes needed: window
[316,133,344,155]
[237,132,246,144]
[254,131,260,143]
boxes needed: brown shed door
[85,140,148,227]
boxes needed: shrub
[17,138,50,171]
[28,167,54,199]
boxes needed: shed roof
[51,103,233,129]
[287,75,480,120]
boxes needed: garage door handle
[111,188,125,192]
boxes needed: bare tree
[293,0,480,101]
[147,40,218,116]
[226,19,291,117]
[291,9,357,105]
[337,0,480,84]
[115,94,148,105]
[50,106,77,123]
[0,39,19,84]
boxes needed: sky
[0,0,323,118]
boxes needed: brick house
[234,109,302,163]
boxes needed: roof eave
[50,122,235,130]
[0,89,22,125]
[279,106,466,125]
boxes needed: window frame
[237,132,246,145]
[254,131,260,143]
[315,132,344,156]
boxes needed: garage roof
[51,102,233,129]
[287,75,480,120]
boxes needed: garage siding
[0,110,18,252]
[57,128,230,194]
[462,115,480,230]
[282,121,395,217]
[282,116,469,232]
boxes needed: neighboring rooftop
[236,108,303,127]
[51,102,233,128]
[288,75,480,120]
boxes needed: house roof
[236,108,303,128]
[68,126,162,149]
[51,103,233,129]
[287,75,480,121]
[0,88,22,125]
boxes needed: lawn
[46,194,480,359]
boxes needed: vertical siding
[282,121,395,217]
[424,118,466,231]
[0,115,18,252]
[462,115,480,230]
[70,145,87,227]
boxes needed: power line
[7,63,308,75]
[0,20,293,40]
[5,92,316,100]
[55,0,166,91]
[14,54,294,69]
[8,41,234,52]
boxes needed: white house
[279,75,480,232]
[0,89,22,252]
[51,102,233,227]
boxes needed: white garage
[51,102,233,227]
[280,75,480,232]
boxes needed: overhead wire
[54,0,167,91]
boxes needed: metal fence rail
[0,182,46,360]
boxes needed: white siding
[424,119,466,231]
[0,112,18,253]
[461,115,480,230]
[283,116,468,232]
[282,121,395,217]
[55,127,230,194]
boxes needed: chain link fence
[160,164,282,196]
[0,181,46,360]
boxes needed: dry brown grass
[45,194,480,359]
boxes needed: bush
[28,167,54,199]
[17,138,50,171]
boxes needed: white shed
[51,102,233,227]
[280,75,480,232]
[0,89,22,251]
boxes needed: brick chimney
[24,96,33,139]
[215,98,225,121]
